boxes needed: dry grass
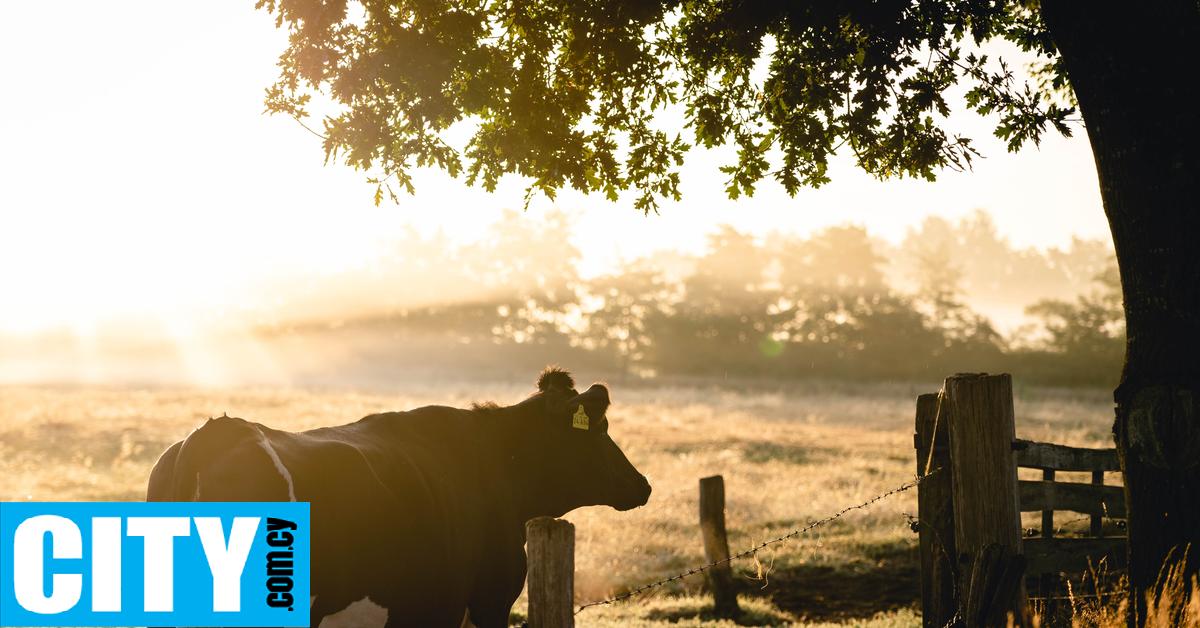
[1141,569,1200,628]
[0,377,1118,626]
[1030,571,1200,628]
[560,596,921,627]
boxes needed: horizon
[0,206,1119,388]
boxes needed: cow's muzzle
[613,474,652,511]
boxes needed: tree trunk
[1038,1,1200,625]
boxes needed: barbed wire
[574,467,944,615]
[910,512,962,628]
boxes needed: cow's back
[277,408,522,626]
[146,440,182,501]
[147,416,293,502]
[145,407,523,627]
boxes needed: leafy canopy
[257,0,1075,212]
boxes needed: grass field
[0,376,1119,626]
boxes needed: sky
[0,2,1111,336]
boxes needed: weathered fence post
[916,392,958,628]
[699,475,740,618]
[964,543,1028,628]
[943,373,1029,628]
[1090,470,1104,538]
[527,517,574,628]
[1039,467,1056,611]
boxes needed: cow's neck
[479,410,574,524]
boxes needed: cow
[145,367,651,628]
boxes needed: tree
[458,208,582,344]
[1026,262,1124,358]
[778,225,894,362]
[1017,260,1124,386]
[912,238,965,330]
[896,211,1107,309]
[776,224,992,379]
[908,231,1003,354]
[256,0,1200,622]
[664,225,785,373]
[585,260,675,379]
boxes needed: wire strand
[574,468,942,615]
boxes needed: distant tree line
[262,209,1125,387]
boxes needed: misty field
[0,377,1117,627]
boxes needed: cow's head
[521,367,652,517]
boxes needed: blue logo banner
[0,502,310,627]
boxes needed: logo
[0,502,309,627]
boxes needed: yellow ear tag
[572,405,589,430]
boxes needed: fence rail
[1022,537,1126,574]
[1012,440,1120,472]
[526,371,1128,628]
[1013,441,1126,578]
[1017,481,1125,519]
[914,373,1128,628]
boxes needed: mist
[0,208,1120,389]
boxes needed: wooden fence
[915,373,1127,628]
[1013,439,1125,575]
[524,474,743,628]
[526,372,1125,628]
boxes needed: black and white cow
[146,367,651,628]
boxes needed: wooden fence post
[916,392,958,628]
[699,475,740,618]
[1090,470,1105,538]
[527,517,574,628]
[943,373,1029,628]
[1040,468,1055,608]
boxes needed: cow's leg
[463,603,513,628]
[464,588,519,628]
[466,544,525,628]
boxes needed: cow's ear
[565,384,611,433]
[537,366,575,392]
